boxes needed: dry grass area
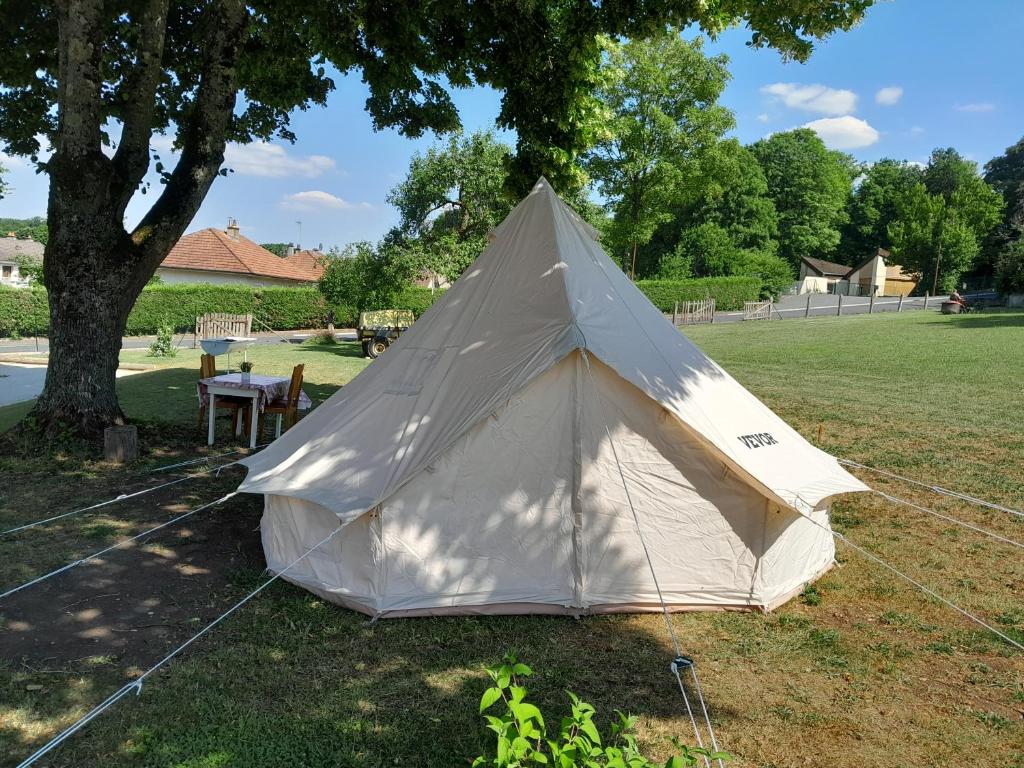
[0,312,1022,767]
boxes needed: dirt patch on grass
[0,492,263,668]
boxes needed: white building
[0,235,44,288]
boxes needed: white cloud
[802,116,880,149]
[223,142,335,178]
[761,83,857,116]
[150,134,177,155]
[757,113,770,123]
[955,102,995,113]
[909,126,925,135]
[280,190,371,211]
[875,86,903,106]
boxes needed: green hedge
[0,284,450,338]
[0,278,757,338]
[635,276,761,312]
[0,287,49,337]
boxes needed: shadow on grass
[0,479,730,767]
[297,340,367,360]
[927,310,1024,329]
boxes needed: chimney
[286,244,295,257]
[226,218,240,240]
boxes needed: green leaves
[472,655,729,767]
[481,686,504,714]
[750,129,857,269]
[585,31,734,273]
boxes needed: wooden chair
[258,364,305,439]
[197,354,250,434]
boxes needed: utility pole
[295,220,303,248]
[931,213,945,296]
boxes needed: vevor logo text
[738,433,778,449]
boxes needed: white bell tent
[238,179,868,617]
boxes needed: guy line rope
[1,461,241,537]
[0,492,238,601]
[872,491,1024,551]
[14,523,348,768]
[579,345,724,768]
[790,493,1024,653]
[838,458,1024,519]
[1,443,273,538]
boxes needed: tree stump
[104,425,138,463]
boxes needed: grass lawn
[1,311,1022,767]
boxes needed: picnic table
[198,373,312,448]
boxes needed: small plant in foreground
[472,654,729,767]
[239,360,254,373]
[147,323,176,357]
[800,585,822,606]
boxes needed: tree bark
[34,221,142,435]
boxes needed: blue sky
[1,0,1021,251]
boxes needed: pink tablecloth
[198,374,313,412]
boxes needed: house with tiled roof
[156,220,318,287]
[0,234,45,288]
[282,248,326,281]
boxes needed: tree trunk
[32,214,147,437]
[22,0,246,441]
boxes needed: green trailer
[357,309,415,358]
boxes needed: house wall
[796,276,832,294]
[155,268,309,288]
[846,255,887,296]
[0,260,29,288]
[883,279,916,297]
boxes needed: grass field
[1,311,1022,767]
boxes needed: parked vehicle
[357,309,415,358]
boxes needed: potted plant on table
[240,360,254,385]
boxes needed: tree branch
[131,0,247,277]
[55,0,105,159]
[110,0,170,217]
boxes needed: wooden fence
[195,312,252,340]
[671,298,716,325]
[743,300,773,321]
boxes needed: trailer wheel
[367,338,390,359]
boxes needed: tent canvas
[239,178,868,617]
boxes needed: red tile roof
[161,228,316,282]
[283,249,326,281]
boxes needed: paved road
[0,363,47,406]
[0,328,359,355]
[677,294,950,325]
[0,362,147,407]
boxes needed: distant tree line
[319,32,1023,304]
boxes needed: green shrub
[147,324,177,357]
[393,285,445,317]
[473,654,727,767]
[635,276,761,312]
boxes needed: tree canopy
[750,129,857,269]
[887,150,1003,292]
[0,0,877,436]
[984,136,1024,256]
[840,159,923,261]
[584,31,733,275]
[386,131,514,282]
